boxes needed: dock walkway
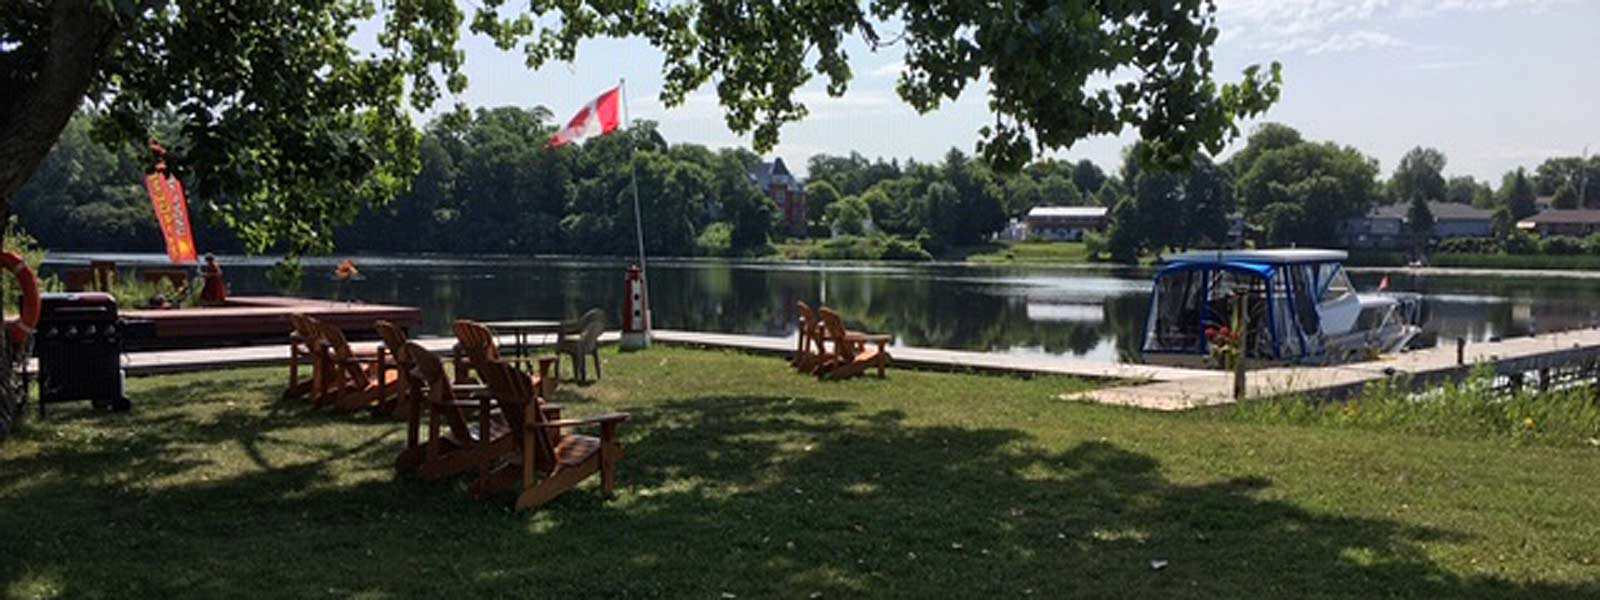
[105,327,1600,412]
[111,329,1213,383]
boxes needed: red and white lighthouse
[621,264,651,350]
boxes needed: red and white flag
[1377,275,1390,291]
[548,86,622,147]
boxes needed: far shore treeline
[15,110,1600,263]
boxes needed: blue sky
[400,0,1598,182]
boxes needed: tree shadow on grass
[0,391,1593,598]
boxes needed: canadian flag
[548,87,622,147]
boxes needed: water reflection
[43,253,1600,363]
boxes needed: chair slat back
[795,301,814,354]
[817,308,856,360]
[403,341,475,441]
[453,319,501,368]
[317,320,371,386]
[476,358,556,470]
[288,313,321,347]
[579,308,605,346]
[375,320,408,355]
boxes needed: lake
[44,253,1600,363]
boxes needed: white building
[1023,206,1109,241]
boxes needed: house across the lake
[750,158,807,236]
[1516,209,1600,237]
[1339,201,1494,248]
[1023,206,1108,241]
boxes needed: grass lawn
[3,348,1598,598]
[957,241,1093,264]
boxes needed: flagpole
[621,78,653,342]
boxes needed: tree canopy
[1390,146,1447,204]
[1233,125,1380,247]
[4,0,1280,263]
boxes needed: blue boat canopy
[1143,252,1351,363]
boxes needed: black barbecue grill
[34,292,135,415]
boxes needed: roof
[1162,248,1348,264]
[1370,201,1493,221]
[1519,209,1600,225]
[749,158,799,190]
[1156,260,1276,279]
[1025,206,1108,219]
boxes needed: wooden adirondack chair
[793,301,829,374]
[470,358,629,511]
[395,341,522,480]
[314,320,401,413]
[453,319,557,397]
[376,320,431,422]
[816,307,892,379]
[284,314,317,402]
[286,314,341,406]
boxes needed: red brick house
[750,158,807,236]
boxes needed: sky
[393,0,1600,182]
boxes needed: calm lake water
[44,253,1600,363]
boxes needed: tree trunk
[0,1,118,441]
[0,1,118,203]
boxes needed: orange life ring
[2,251,40,350]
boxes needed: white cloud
[1217,0,1571,55]
[868,61,905,79]
[1262,30,1408,55]
[1407,59,1488,71]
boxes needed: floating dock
[121,296,421,350]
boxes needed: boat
[1140,249,1424,368]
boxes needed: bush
[1436,236,1500,254]
[1539,235,1585,256]
[1502,232,1540,255]
[695,222,734,257]
[882,237,933,261]
[1083,231,1108,260]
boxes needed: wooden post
[1232,294,1247,401]
[1456,338,1466,366]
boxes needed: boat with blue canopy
[1141,249,1422,367]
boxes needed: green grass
[3,348,1599,598]
[953,241,1093,264]
[1219,367,1600,448]
[774,235,931,261]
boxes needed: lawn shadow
[0,390,1592,598]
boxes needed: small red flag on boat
[1377,275,1390,291]
[548,87,622,147]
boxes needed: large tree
[1500,168,1538,222]
[1389,146,1447,204]
[4,0,1280,255]
[1237,141,1380,246]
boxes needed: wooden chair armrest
[449,384,490,398]
[530,413,631,429]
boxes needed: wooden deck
[121,296,421,350]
